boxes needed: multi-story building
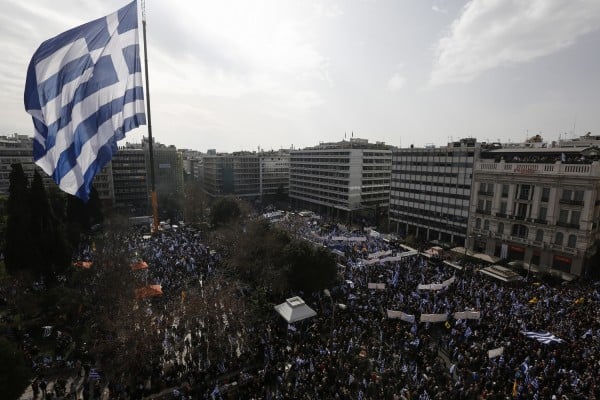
[111,143,149,213]
[259,151,290,200]
[289,138,392,221]
[0,133,113,204]
[0,134,41,196]
[110,139,184,215]
[200,151,290,201]
[469,134,600,276]
[389,138,479,246]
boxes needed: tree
[284,240,337,293]
[183,180,206,223]
[66,187,104,245]
[29,171,71,283]
[227,219,291,293]
[4,164,31,276]
[0,337,32,400]
[210,197,241,226]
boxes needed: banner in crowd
[331,236,367,242]
[368,283,386,290]
[417,283,445,290]
[368,250,393,259]
[387,310,415,323]
[453,311,481,320]
[420,313,448,323]
[442,276,456,286]
[417,276,456,291]
[488,346,504,359]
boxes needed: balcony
[533,218,548,225]
[478,190,494,196]
[476,208,491,215]
[556,221,580,229]
[559,199,584,206]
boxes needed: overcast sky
[2,0,600,153]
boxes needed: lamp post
[323,289,334,336]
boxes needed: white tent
[274,296,317,323]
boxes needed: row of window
[475,219,578,248]
[479,183,585,203]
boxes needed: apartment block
[289,138,392,221]
[389,138,479,246]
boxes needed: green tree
[30,171,71,283]
[66,187,104,245]
[4,164,31,276]
[183,180,206,223]
[210,197,241,226]
[284,240,338,294]
[227,219,291,293]
[0,337,32,400]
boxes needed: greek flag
[521,331,564,344]
[24,1,146,201]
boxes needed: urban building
[289,138,392,221]
[111,143,149,214]
[0,133,113,203]
[110,139,184,216]
[259,151,290,200]
[468,134,600,276]
[200,151,290,201]
[389,138,479,246]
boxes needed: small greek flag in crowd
[521,331,564,344]
[24,1,146,201]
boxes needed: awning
[73,261,93,269]
[274,296,317,323]
[135,284,163,299]
[131,261,149,271]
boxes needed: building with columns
[468,135,600,276]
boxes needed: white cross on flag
[24,1,146,201]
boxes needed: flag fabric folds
[521,331,564,344]
[24,1,146,201]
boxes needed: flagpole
[141,0,159,233]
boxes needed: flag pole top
[141,0,147,22]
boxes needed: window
[511,224,528,238]
[535,229,544,242]
[538,207,547,221]
[477,199,484,211]
[562,189,572,201]
[559,209,569,223]
[502,184,509,198]
[541,187,550,202]
[554,232,563,245]
[516,203,528,218]
[500,202,507,215]
[475,218,482,229]
[497,222,504,234]
[483,220,490,231]
[570,211,580,225]
[518,184,531,200]
[574,190,584,202]
[567,234,577,248]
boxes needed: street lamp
[323,289,334,336]
[323,290,346,337]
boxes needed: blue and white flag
[521,331,564,344]
[24,1,146,201]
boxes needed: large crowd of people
[14,212,600,399]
